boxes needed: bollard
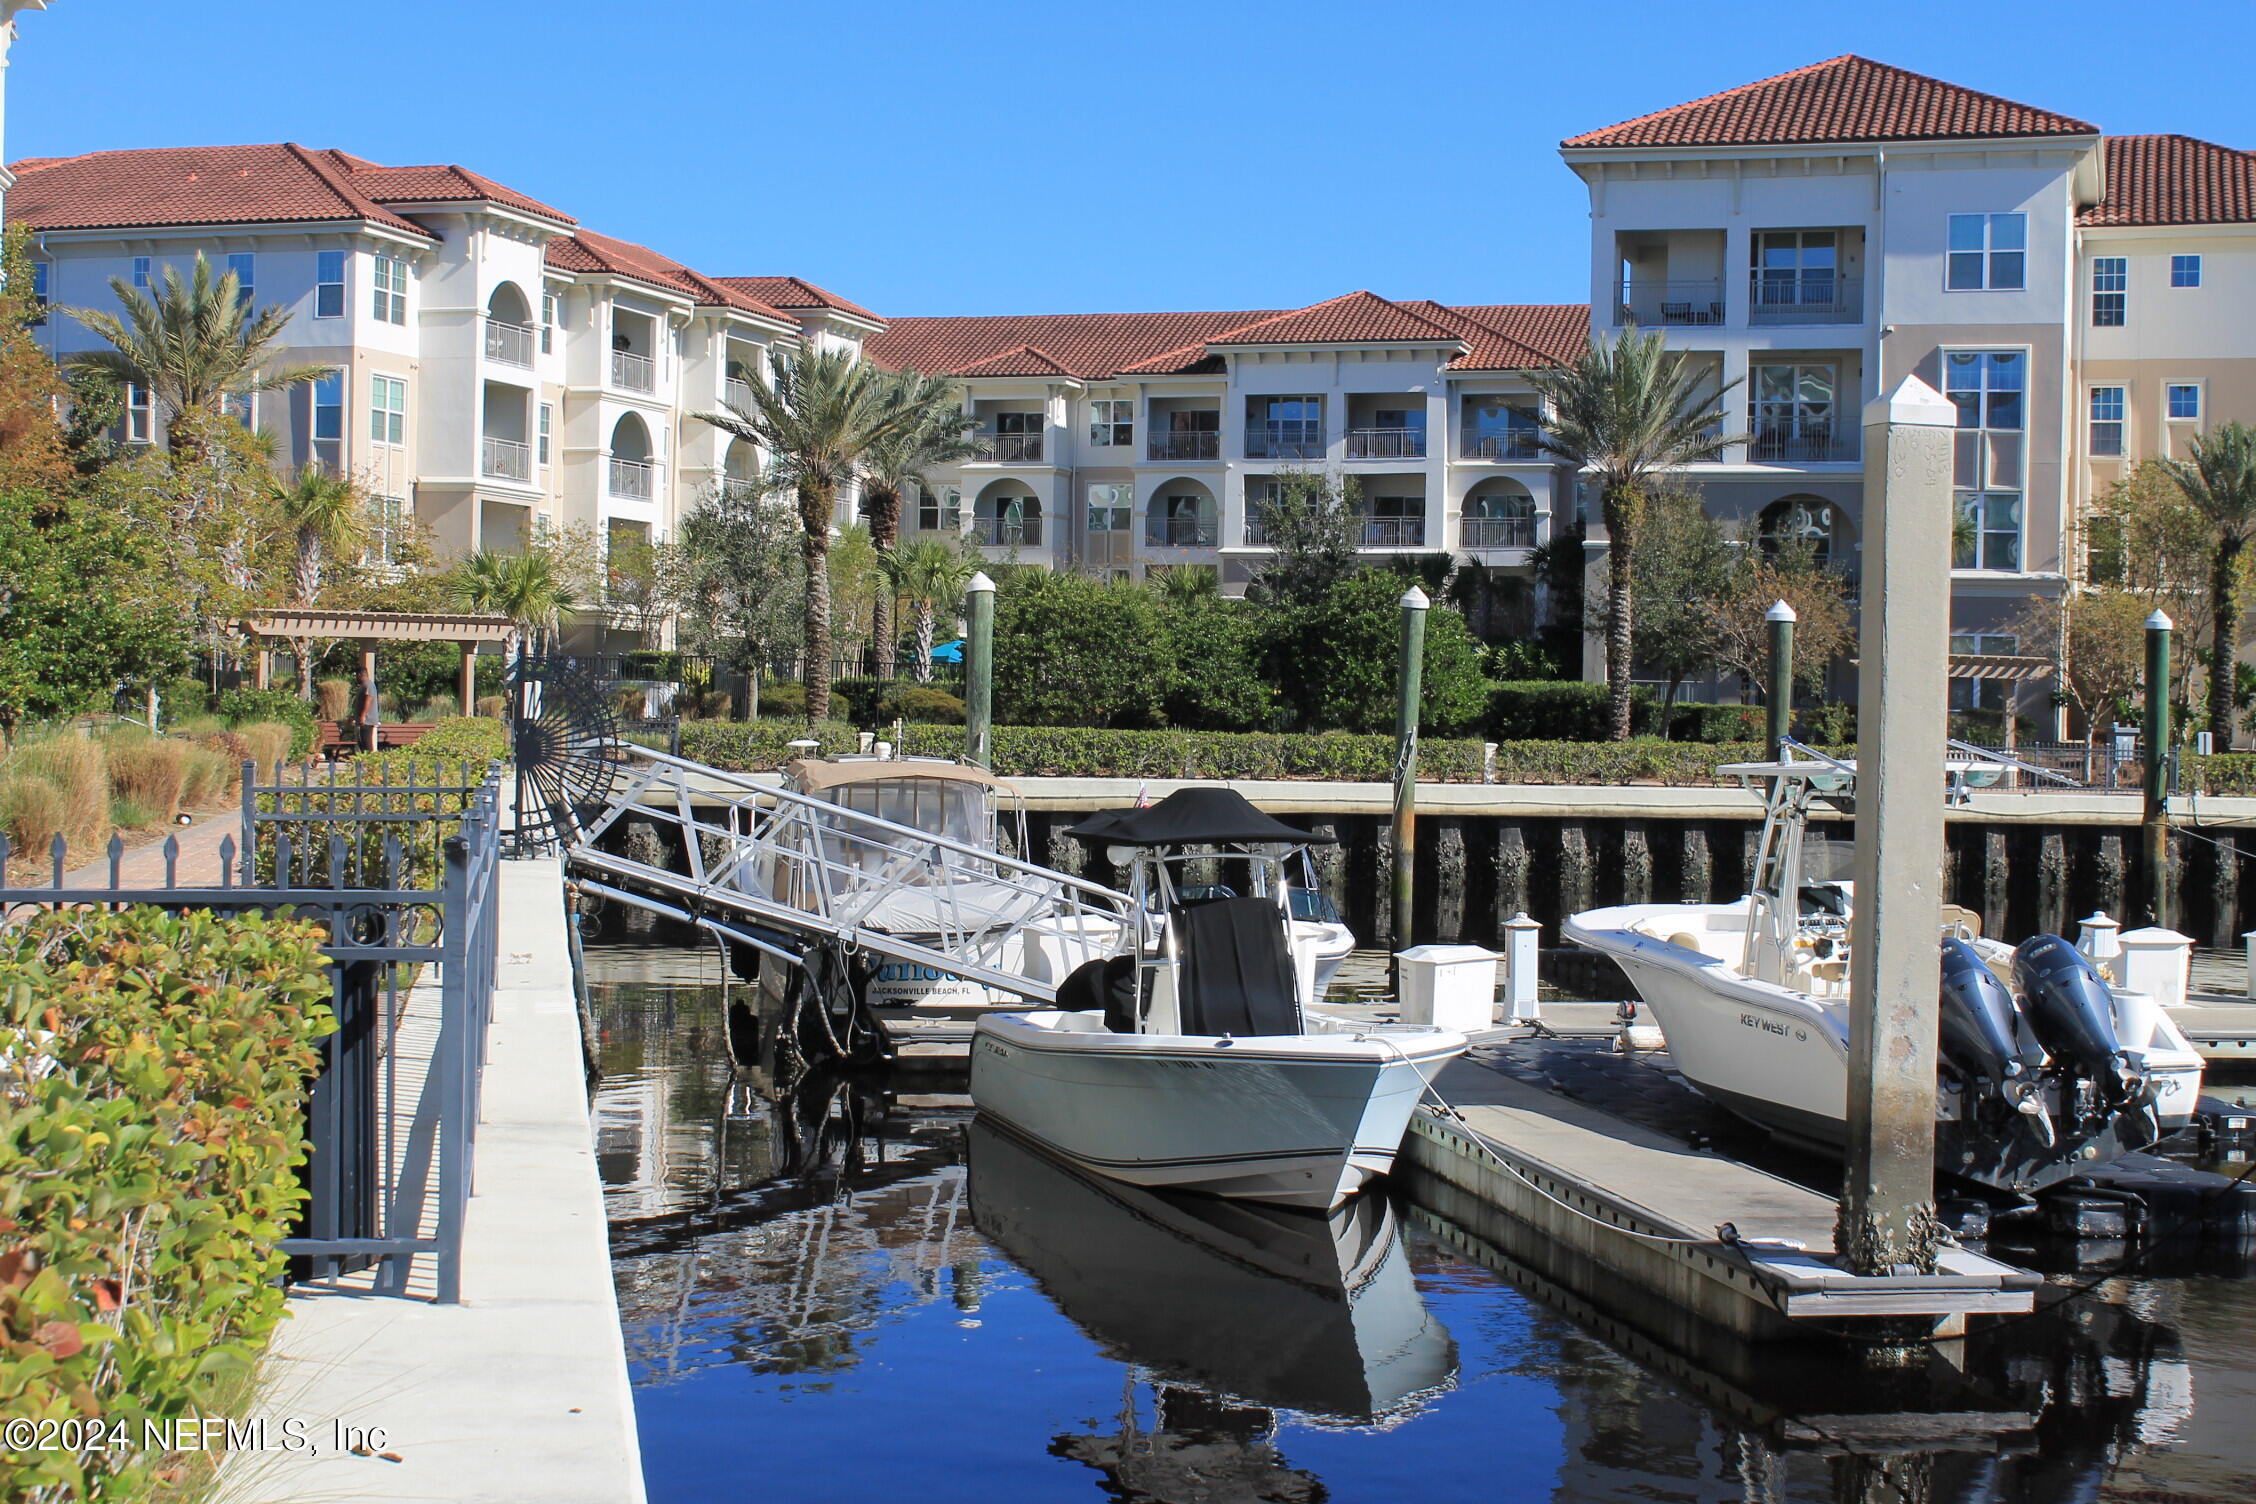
[1766,599,1796,759]
[1503,911,1542,1022]
[1390,587,1430,996]
[965,571,996,769]
[2078,911,2123,982]
[2144,610,2173,931]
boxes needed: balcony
[1149,431,1220,461]
[611,349,655,393]
[972,517,1041,546]
[723,378,757,411]
[973,432,1044,463]
[481,436,531,483]
[484,318,536,368]
[1345,427,1426,460]
[609,457,654,500]
[1747,423,1859,464]
[1246,423,1324,460]
[718,477,761,502]
[1146,516,1218,547]
[1359,517,1425,548]
[1462,431,1542,461]
[1616,279,1724,327]
[1462,516,1535,549]
[1748,273,1863,326]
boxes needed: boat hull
[969,1014,1465,1209]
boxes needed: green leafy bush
[884,686,966,725]
[994,571,1172,728]
[2187,753,2256,796]
[0,907,334,1500]
[1657,703,1768,743]
[829,678,891,726]
[678,720,860,771]
[213,689,316,758]
[1488,739,1769,785]
[756,681,809,720]
[895,724,1487,782]
[1275,573,1489,735]
[1165,603,1277,732]
[397,715,509,764]
[1488,680,1614,741]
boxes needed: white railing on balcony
[1616,279,1724,327]
[1144,515,1219,548]
[484,318,536,367]
[611,349,655,393]
[1344,427,1426,460]
[1148,430,1220,461]
[1747,273,1862,326]
[974,432,1043,463]
[1246,423,1324,460]
[1462,431,1543,461]
[1358,516,1425,548]
[481,435,531,482]
[609,457,655,500]
[723,378,758,412]
[717,476,762,502]
[1746,420,1859,464]
[1462,516,1536,549]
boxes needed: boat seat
[1175,897,1303,1037]
[1056,954,1138,1034]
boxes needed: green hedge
[256,718,511,888]
[678,720,861,772]
[1488,681,1616,741]
[214,688,316,759]
[1659,703,1769,743]
[2187,754,2256,796]
[0,907,334,1500]
[1489,739,1771,785]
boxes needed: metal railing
[723,377,758,412]
[610,348,655,393]
[1148,430,1220,461]
[973,431,1043,463]
[0,761,504,1304]
[717,476,762,502]
[1345,426,1426,459]
[610,457,655,500]
[481,435,531,482]
[1946,738,2151,793]
[1747,423,1860,463]
[1462,431,1542,461]
[484,317,536,367]
[1748,272,1863,325]
[1616,279,1724,326]
[1246,423,1325,460]
[1359,516,1426,548]
[972,516,1042,546]
[1145,515,1218,547]
[1462,516,1536,548]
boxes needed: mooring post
[965,571,996,769]
[2143,610,2174,930]
[1391,586,1430,996]
[1839,375,1956,1277]
[1766,599,1796,759]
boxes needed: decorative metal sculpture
[506,652,622,851]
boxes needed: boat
[1564,749,2205,1193]
[970,788,1467,1210]
[1174,846,1357,998]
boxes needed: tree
[1274,571,1489,735]
[0,227,73,494]
[2160,423,2256,746]
[674,481,805,717]
[2014,588,2151,747]
[1710,526,1855,708]
[1247,467,1360,607]
[880,539,977,684]
[856,368,977,679]
[0,491,187,739]
[695,349,919,721]
[450,548,580,652]
[63,253,325,454]
[992,571,1170,727]
[1163,599,1276,731]
[1527,329,1738,740]
[1587,484,1732,719]
[272,468,369,698]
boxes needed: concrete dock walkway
[224,857,644,1504]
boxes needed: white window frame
[372,254,409,325]
[227,252,255,311]
[2171,254,2202,289]
[1944,347,2028,573]
[540,288,560,353]
[314,250,346,319]
[370,374,406,448]
[1946,213,2027,292]
[367,495,406,568]
[223,390,256,432]
[2087,385,2126,458]
[1087,482,1132,533]
[1088,398,1133,448]
[537,403,553,468]
[131,256,151,290]
[917,484,961,533]
[124,382,153,444]
[311,369,344,471]
[2165,382,2203,424]
[2091,256,2126,327]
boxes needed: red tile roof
[324,153,574,225]
[867,308,1282,381]
[1205,290,1463,346]
[950,344,1074,378]
[2082,134,2256,226]
[7,142,436,237]
[1563,55,2096,150]
[714,276,883,323]
[1442,304,1592,369]
[544,230,793,322]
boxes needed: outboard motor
[2013,933,2158,1147]
[1938,939,2052,1145]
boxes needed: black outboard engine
[1937,939,2052,1145]
[2012,934,2158,1148]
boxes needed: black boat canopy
[1065,787,1336,849]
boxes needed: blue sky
[9,1,2250,318]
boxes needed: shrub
[0,907,334,1501]
[1800,702,1856,745]
[829,677,891,726]
[407,695,462,722]
[1484,638,1569,681]
[158,673,213,723]
[1655,703,1767,743]
[104,734,188,821]
[214,689,315,758]
[1489,681,1609,741]
[476,694,508,718]
[678,721,860,771]
[178,744,240,808]
[190,728,248,762]
[109,794,158,828]
[400,716,509,764]
[894,724,1488,782]
[757,681,809,720]
[2188,753,2256,796]
[1488,738,1770,786]
[1165,603,1277,732]
[0,774,66,856]
[1275,573,1490,736]
[236,722,296,773]
[884,686,966,725]
[315,677,355,722]
[994,571,1170,728]
[8,735,110,854]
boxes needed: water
[589,940,2256,1504]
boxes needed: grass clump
[104,734,188,822]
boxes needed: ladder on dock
[563,745,1133,1004]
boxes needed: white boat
[1565,751,2205,1193]
[971,788,1466,1210]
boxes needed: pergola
[1948,652,2056,746]
[239,610,515,749]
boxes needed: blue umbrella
[930,639,965,664]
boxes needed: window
[2088,386,2126,457]
[131,256,151,290]
[223,391,255,432]
[2171,254,2202,288]
[2091,257,2126,326]
[370,375,406,447]
[1946,350,2025,571]
[314,251,346,318]
[311,370,343,471]
[227,252,255,311]
[1088,399,1133,447]
[1750,364,1838,461]
[1360,495,1424,548]
[537,403,553,467]
[1752,229,1838,307]
[367,496,405,568]
[541,289,559,353]
[372,254,408,324]
[1146,490,1216,547]
[1249,396,1322,458]
[124,383,153,444]
[1463,399,1540,459]
[2168,384,2202,422]
[1947,213,2026,291]
[1087,483,1132,533]
[918,485,962,533]
[28,262,46,327]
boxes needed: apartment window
[1249,396,1322,458]
[124,383,153,444]
[2088,386,2126,457]
[311,370,343,471]
[541,289,559,353]
[917,485,961,533]
[2091,257,2127,326]
[537,403,553,467]
[1947,213,2026,291]
[372,254,408,325]
[28,262,47,327]
[1752,229,1838,307]
[1463,399,1540,459]
[227,253,255,311]
[1087,483,1132,533]
[370,374,406,447]
[367,495,405,568]
[131,256,151,290]
[1946,350,2024,571]
[1361,495,1424,548]
[2171,254,2202,288]
[2168,384,2202,422]
[314,251,346,318]
[1750,364,1838,461]
[1088,399,1133,448]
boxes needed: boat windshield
[811,776,993,883]
[1800,830,1855,887]
[1288,888,1341,924]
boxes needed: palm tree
[881,540,977,684]
[1148,564,1220,609]
[858,368,979,680]
[2163,422,2256,747]
[451,549,580,654]
[65,254,326,453]
[1526,328,1740,740]
[695,349,919,721]
[274,468,369,699]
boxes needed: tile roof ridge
[285,141,423,234]
[1426,302,1560,368]
[1203,290,1461,344]
[1562,55,1862,147]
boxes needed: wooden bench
[317,721,438,759]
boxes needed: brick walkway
[4,808,244,892]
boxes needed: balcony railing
[972,517,1042,546]
[718,477,761,502]
[1616,279,1724,327]
[1246,423,1324,460]
[1462,516,1536,549]
[611,349,655,393]
[1747,422,1860,463]
[1145,516,1218,547]
[723,378,757,411]
[480,435,531,482]
[484,318,536,367]
[1748,273,1862,326]
[1359,517,1425,548]
[609,457,655,500]
[974,432,1043,463]
[1344,427,1426,460]
[1148,430,1220,461]
[1462,431,1543,461]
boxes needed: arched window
[1463,482,1536,548]
[1145,482,1217,547]
[1758,495,1835,569]
[483,283,535,365]
[975,487,1041,546]
[609,413,655,500]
